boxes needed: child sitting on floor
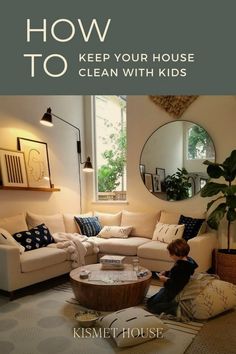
[146,238,198,316]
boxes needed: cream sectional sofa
[95,210,217,273]
[0,210,217,296]
[0,212,97,295]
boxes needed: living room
[0,96,235,244]
[0,95,236,354]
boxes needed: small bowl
[75,310,100,327]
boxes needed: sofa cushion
[74,216,102,237]
[20,247,68,272]
[178,215,205,241]
[160,211,206,225]
[95,237,150,256]
[0,213,28,234]
[63,212,92,233]
[152,222,185,243]
[121,210,160,238]
[137,240,172,262]
[0,228,25,254]
[26,212,65,234]
[94,211,122,227]
[98,226,133,239]
[98,307,168,347]
[13,224,54,252]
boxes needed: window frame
[92,95,127,203]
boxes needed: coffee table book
[100,255,125,264]
[101,263,124,270]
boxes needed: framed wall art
[0,148,28,187]
[144,173,153,192]
[156,168,166,183]
[17,137,52,188]
[153,174,161,192]
[139,164,145,181]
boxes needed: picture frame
[139,164,145,180]
[0,148,28,187]
[156,168,166,182]
[153,174,161,192]
[144,173,153,192]
[17,137,52,188]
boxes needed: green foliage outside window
[98,119,126,192]
[188,125,214,159]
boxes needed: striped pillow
[74,216,101,237]
[152,222,185,243]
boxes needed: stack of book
[100,255,125,270]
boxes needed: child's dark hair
[167,238,190,257]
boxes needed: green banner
[0,0,235,94]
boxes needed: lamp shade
[83,157,93,172]
[40,108,53,127]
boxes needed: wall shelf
[0,186,60,192]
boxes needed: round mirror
[140,120,216,201]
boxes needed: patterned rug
[0,283,203,354]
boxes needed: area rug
[0,284,203,354]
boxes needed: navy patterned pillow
[74,216,102,237]
[12,224,54,251]
[178,215,205,241]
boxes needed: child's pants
[146,287,178,315]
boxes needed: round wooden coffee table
[70,264,152,311]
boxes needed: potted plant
[164,168,191,201]
[200,149,236,283]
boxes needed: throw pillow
[152,222,185,243]
[98,226,133,239]
[74,216,102,237]
[0,213,28,234]
[98,307,168,347]
[26,212,65,234]
[178,215,205,241]
[94,211,122,227]
[63,212,92,233]
[0,228,25,253]
[121,210,160,239]
[12,224,54,252]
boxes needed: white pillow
[98,225,133,239]
[26,212,65,234]
[0,213,28,234]
[0,228,25,253]
[152,222,185,243]
[94,211,122,227]
[98,307,168,347]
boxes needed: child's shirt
[164,256,198,300]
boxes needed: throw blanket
[53,233,99,269]
[175,272,219,321]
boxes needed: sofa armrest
[0,245,21,291]
[188,232,217,272]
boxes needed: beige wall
[0,96,86,217]
[86,95,236,248]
